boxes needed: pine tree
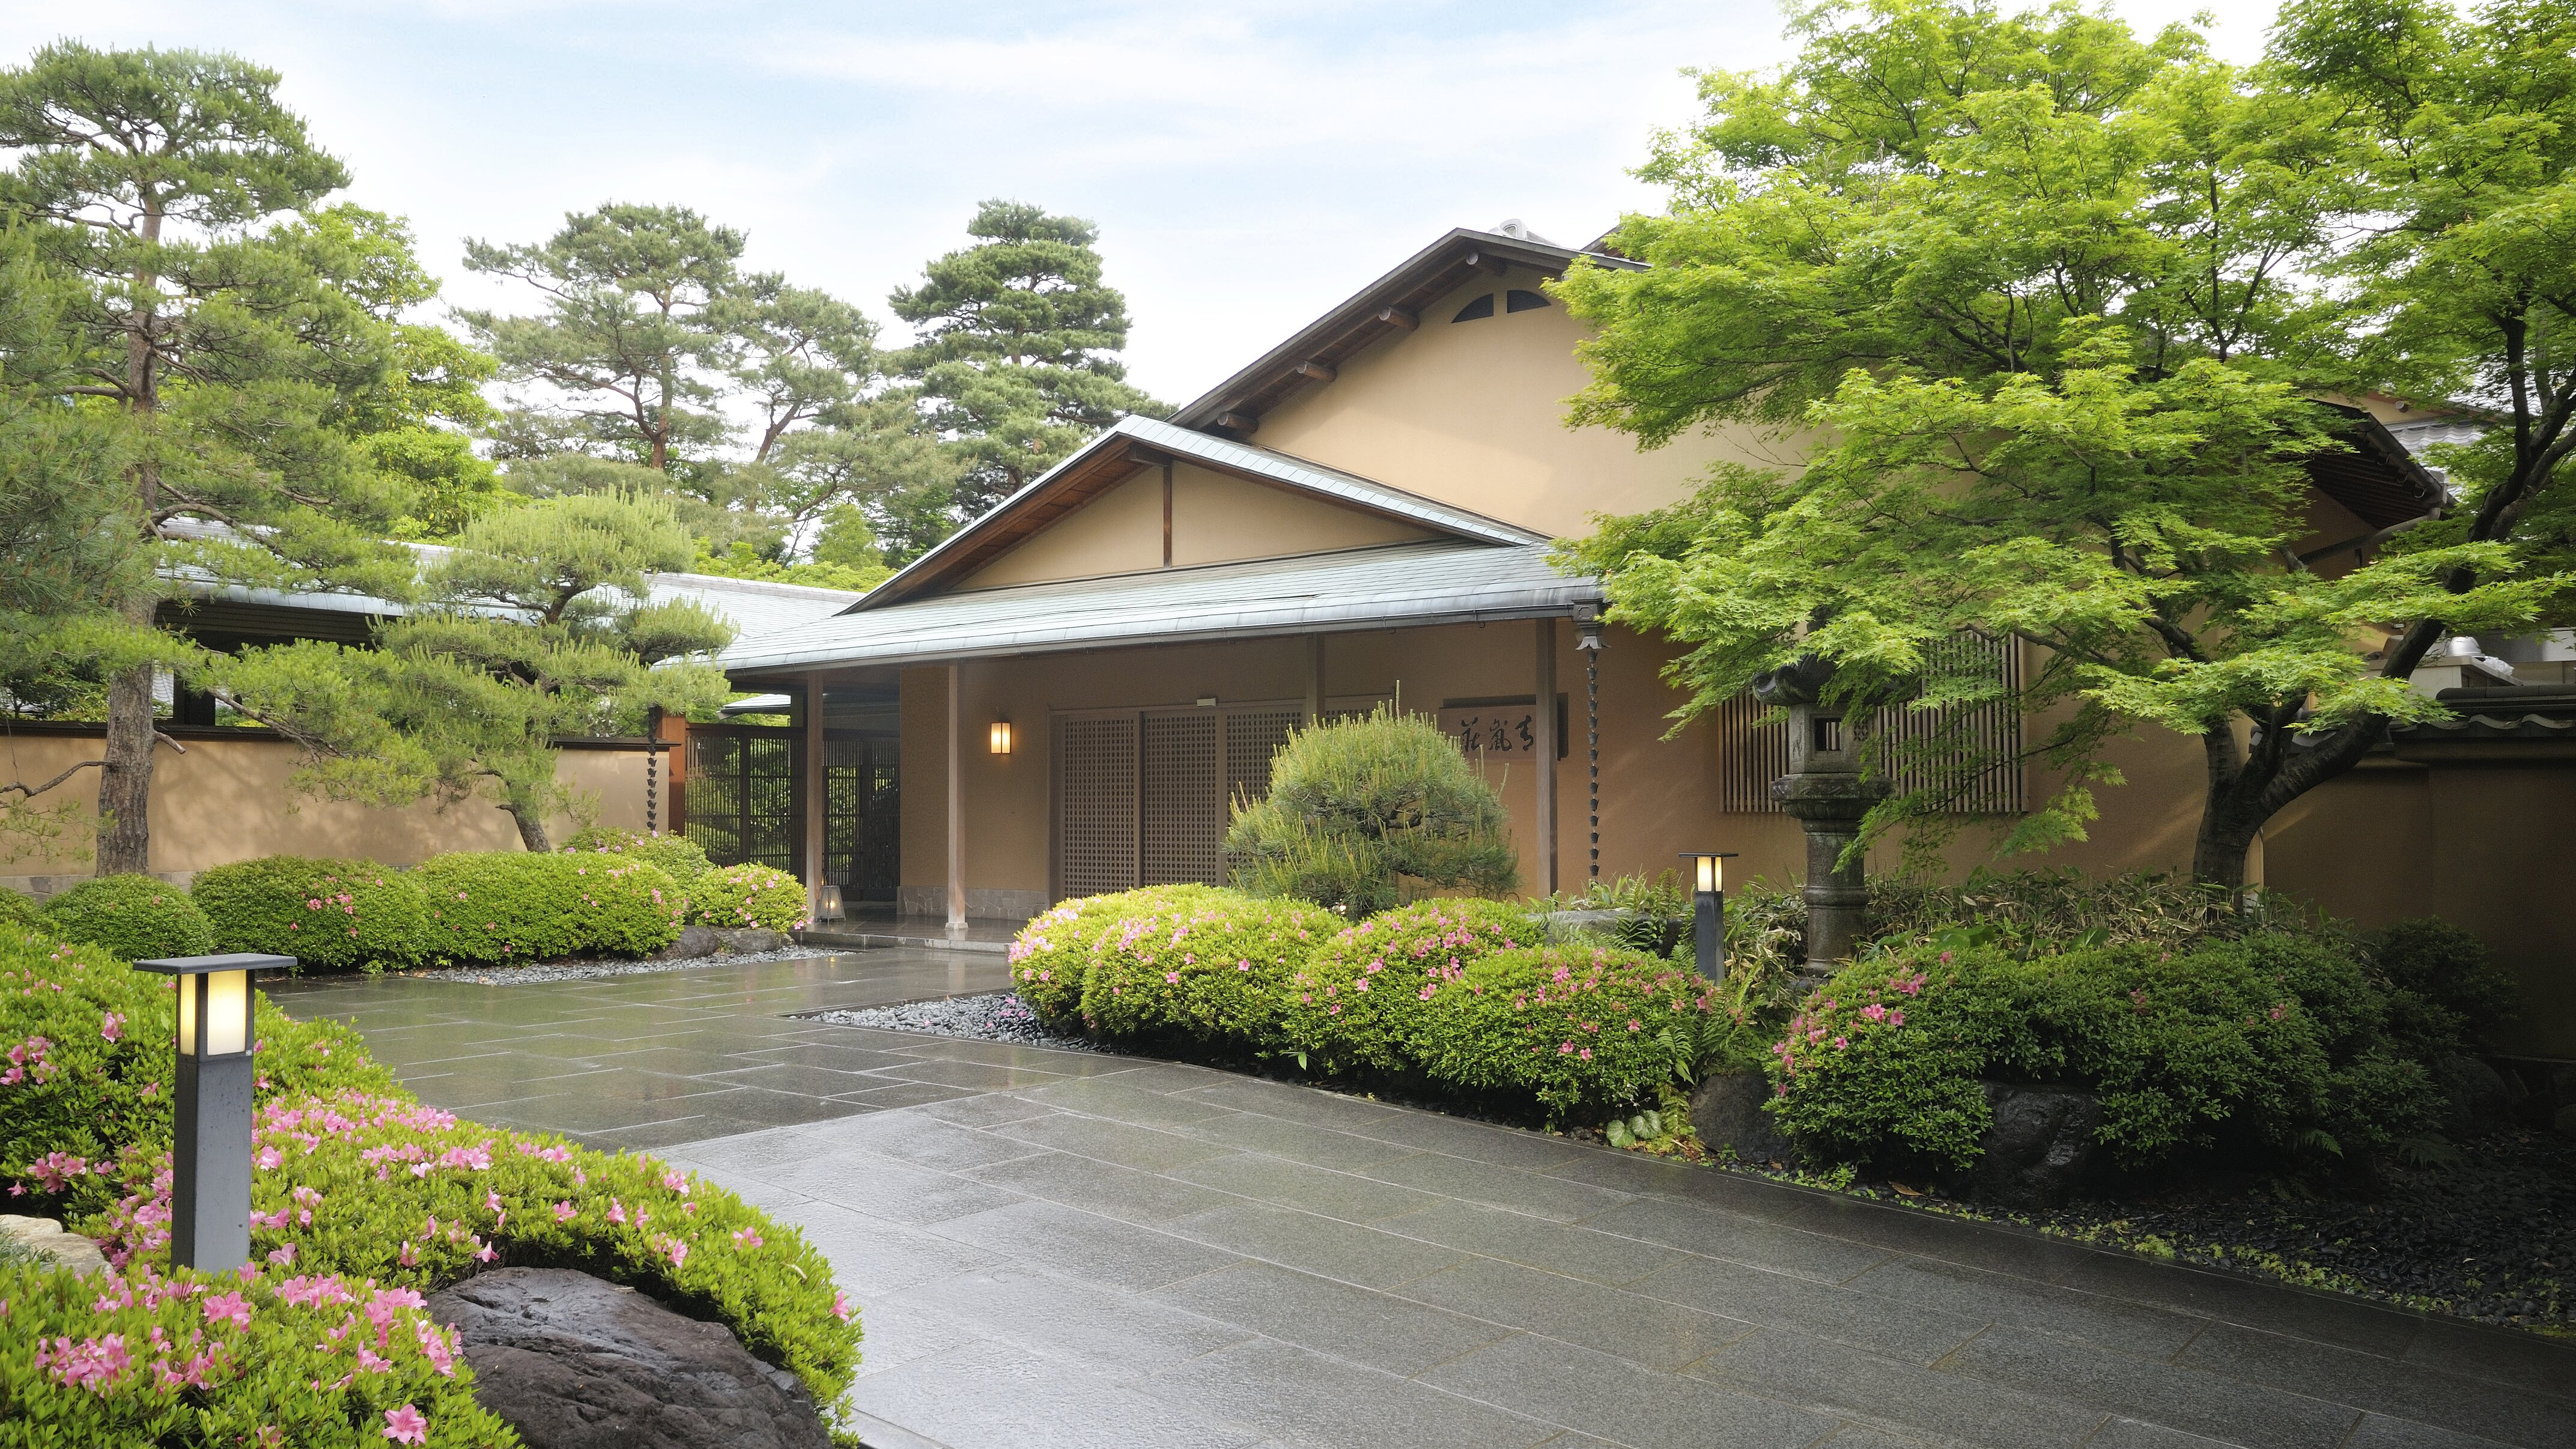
[890,199,1165,519]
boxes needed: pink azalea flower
[833,1290,854,1322]
[202,1292,252,1329]
[732,1228,762,1250]
[382,1404,429,1444]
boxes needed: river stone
[1688,1071,1797,1167]
[1964,1082,2101,1209]
[0,1215,108,1275]
[652,925,720,961]
[425,1268,829,1449]
[716,927,786,953]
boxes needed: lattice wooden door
[1141,712,1224,886]
[1056,715,1139,896]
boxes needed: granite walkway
[273,952,2576,1449]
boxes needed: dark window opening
[1451,293,1495,322]
[1505,288,1551,313]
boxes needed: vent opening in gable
[1505,289,1551,313]
[1451,294,1495,322]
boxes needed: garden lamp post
[1680,852,1738,985]
[135,953,292,1273]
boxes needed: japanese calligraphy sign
[1436,696,1567,761]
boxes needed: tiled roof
[721,541,1599,676]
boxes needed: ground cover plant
[191,855,435,975]
[0,919,863,1445]
[415,851,687,965]
[38,873,214,961]
[691,861,808,932]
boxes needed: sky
[1,1,2281,409]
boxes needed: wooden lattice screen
[1225,709,1304,810]
[1056,715,1140,898]
[1141,713,1224,887]
[1716,633,2026,816]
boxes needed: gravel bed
[390,946,843,986]
[807,991,1111,1051]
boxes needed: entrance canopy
[718,539,1602,680]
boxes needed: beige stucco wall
[959,461,1437,591]
[1,729,656,890]
[1248,269,1792,538]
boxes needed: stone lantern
[1755,659,1888,971]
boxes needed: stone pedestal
[1772,771,1886,968]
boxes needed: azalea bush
[1766,935,2450,1177]
[1281,899,1539,1073]
[1008,885,1221,1025]
[1078,891,1337,1047]
[1411,944,1715,1116]
[0,922,864,1444]
[191,857,434,975]
[415,852,686,965]
[691,863,807,933]
[38,874,214,961]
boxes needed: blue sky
[2,1,2275,406]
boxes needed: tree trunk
[2189,804,2259,893]
[94,653,158,876]
[509,807,551,853]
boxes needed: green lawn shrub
[2372,916,2520,1055]
[1282,898,1539,1072]
[0,920,864,1441]
[415,852,686,964]
[565,826,714,886]
[1766,935,2448,1178]
[190,855,433,974]
[1078,890,1336,1046]
[38,874,214,961]
[0,884,40,930]
[693,862,807,932]
[1226,706,1517,913]
[1009,884,1224,1025]
[1411,944,1713,1116]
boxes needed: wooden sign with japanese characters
[1436,696,1567,761]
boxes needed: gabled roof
[724,540,1599,678]
[851,415,1545,610]
[1170,225,1641,436]
[2311,403,2449,529]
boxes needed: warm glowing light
[203,971,248,1055]
[1680,851,1737,895]
[989,719,1013,755]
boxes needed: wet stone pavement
[272,950,2576,1449]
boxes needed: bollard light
[135,953,293,1273]
[1678,852,1739,984]
[816,882,846,922]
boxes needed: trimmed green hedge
[565,827,714,886]
[1078,892,1336,1047]
[1414,944,1712,1115]
[0,920,863,1443]
[190,855,433,974]
[39,874,214,961]
[693,862,807,932]
[416,852,686,964]
[1283,898,1540,1073]
[1010,885,1223,1024]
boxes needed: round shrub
[1283,898,1539,1072]
[40,874,214,961]
[1412,944,1711,1117]
[415,851,686,964]
[565,825,714,886]
[1225,706,1518,913]
[694,862,807,931]
[1766,935,2447,1179]
[2372,916,2518,1055]
[1078,889,1337,1046]
[1009,884,1224,1024]
[190,855,431,974]
[0,884,40,931]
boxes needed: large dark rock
[426,1268,829,1449]
[1688,1071,1798,1167]
[716,927,786,953]
[652,925,720,961]
[1963,1082,2101,1209]
[2435,1054,2512,1128]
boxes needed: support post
[946,663,967,935]
[1534,618,1558,898]
[655,709,688,837]
[801,676,826,922]
[1304,634,1325,723]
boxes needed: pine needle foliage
[1226,708,1519,914]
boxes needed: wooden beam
[1534,620,1558,898]
[1377,306,1418,330]
[801,675,827,919]
[1465,249,1507,276]
[1214,410,1259,435]
[946,664,966,935]
[1295,360,1336,383]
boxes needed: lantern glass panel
[204,970,249,1056]
[176,976,197,1056]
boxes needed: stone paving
[272,951,2576,1449]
